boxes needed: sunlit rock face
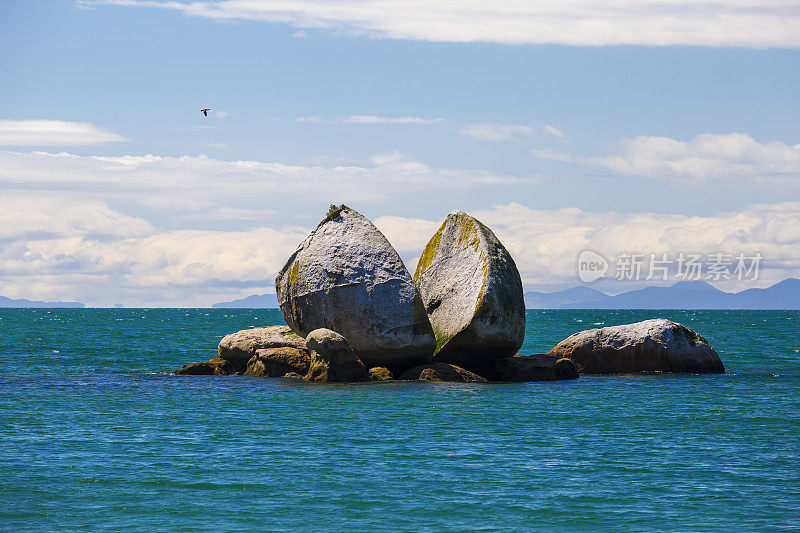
[276,205,435,370]
[414,211,525,368]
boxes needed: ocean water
[1,309,798,531]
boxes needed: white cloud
[213,110,231,118]
[295,115,443,124]
[459,124,535,142]
[91,0,800,48]
[0,119,127,146]
[2,197,799,305]
[369,202,800,292]
[531,148,572,162]
[588,133,800,189]
[460,123,567,142]
[0,150,536,206]
[543,125,566,139]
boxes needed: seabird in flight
[201,108,210,117]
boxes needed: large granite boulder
[303,328,370,383]
[413,211,525,367]
[243,347,311,378]
[547,319,725,374]
[218,325,306,369]
[174,357,235,376]
[276,205,436,369]
[398,363,488,383]
[470,355,579,382]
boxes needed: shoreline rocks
[414,211,525,368]
[175,357,236,376]
[304,328,370,383]
[547,319,725,374]
[468,355,579,382]
[275,205,436,369]
[243,347,311,378]
[218,325,307,368]
[398,362,487,383]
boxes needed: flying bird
[201,108,210,117]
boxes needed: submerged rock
[398,362,487,383]
[218,325,306,368]
[369,367,394,381]
[275,205,435,369]
[547,319,725,374]
[413,211,525,367]
[174,357,235,376]
[303,328,370,383]
[243,347,311,378]
[471,355,579,382]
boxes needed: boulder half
[276,205,435,369]
[413,211,525,367]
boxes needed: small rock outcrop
[470,355,579,382]
[414,211,525,368]
[303,328,370,383]
[398,363,488,383]
[547,319,725,374]
[218,325,306,368]
[174,357,235,376]
[243,347,311,378]
[369,367,394,381]
[275,205,436,369]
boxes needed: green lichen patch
[414,220,446,280]
[455,212,482,252]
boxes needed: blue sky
[1,0,799,305]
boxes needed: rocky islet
[175,205,724,383]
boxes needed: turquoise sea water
[1,309,799,531]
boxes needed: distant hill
[559,279,800,309]
[524,286,608,308]
[0,296,84,308]
[215,280,800,310]
[212,293,279,308]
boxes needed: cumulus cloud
[0,119,127,146]
[588,133,800,189]
[2,197,799,305]
[0,196,308,306]
[372,202,800,291]
[295,115,443,124]
[0,150,536,206]
[90,0,800,48]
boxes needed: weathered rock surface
[242,347,311,378]
[275,205,436,369]
[413,211,525,368]
[470,355,579,382]
[398,362,488,383]
[283,372,305,380]
[369,367,394,381]
[303,328,370,382]
[547,319,725,374]
[174,357,235,376]
[218,325,306,368]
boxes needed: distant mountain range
[0,296,84,308]
[528,278,800,309]
[212,293,280,308]
[216,279,800,310]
